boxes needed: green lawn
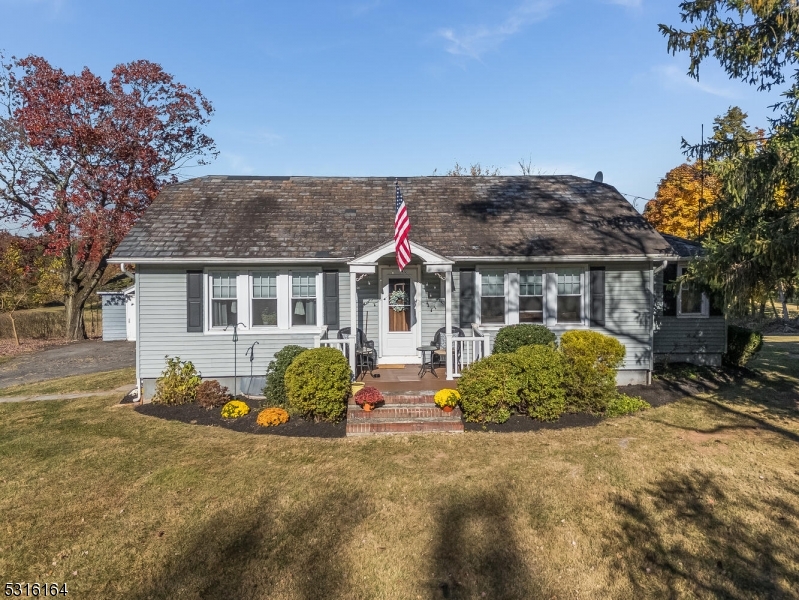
[0,339,797,599]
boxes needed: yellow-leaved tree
[643,163,719,240]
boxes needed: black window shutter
[186,271,203,332]
[590,267,605,327]
[323,271,339,330]
[459,269,475,327]
[662,263,678,317]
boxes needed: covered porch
[316,241,492,380]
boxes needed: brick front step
[345,392,464,436]
[346,420,464,436]
[348,405,463,420]
[348,393,436,406]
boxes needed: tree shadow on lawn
[428,488,541,599]
[607,469,799,599]
[129,488,367,600]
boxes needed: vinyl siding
[355,273,380,355]
[420,271,446,345]
[601,264,653,371]
[468,263,654,371]
[653,270,726,362]
[137,266,319,382]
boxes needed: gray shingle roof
[661,233,704,258]
[111,175,674,262]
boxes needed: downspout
[648,260,669,384]
[121,263,141,402]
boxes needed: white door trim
[378,265,422,364]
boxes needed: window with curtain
[480,270,505,324]
[557,270,581,323]
[519,270,544,323]
[677,266,707,316]
[291,273,317,326]
[251,272,277,326]
[211,272,237,327]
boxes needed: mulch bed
[135,365,745,437]
[135,399,345,438]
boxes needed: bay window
[519,270,544,323]
[251,272,277,327]
[556,270,581,323]
[291,273,317,326]
[481,270,505,324]
[211,272,237,328]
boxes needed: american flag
[394,182,412,271]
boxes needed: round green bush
[263,345,308,407]
[605,394,650,417]
[724,325,763,367]
[560,330,625,414]
[493,324,557,354]
[514,345,567,421]
[284,347,352,422]
[457,354,521,423]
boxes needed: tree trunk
[769,295,779,318]
[9,312,19,346]
[759,300,766,318]
[64,293,87,341]
[778,283,789,323]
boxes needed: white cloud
[437,0,559,60]
[653,64,738,98]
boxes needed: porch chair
[432,326,465,371]
[337,327,377,379]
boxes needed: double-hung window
[211,272,237,328]
[251,272,277,327]
[557,270,582,323]
[291,273,317,326]
[481,270,505,324]
[677,265,708,317]
[519,270,544,323]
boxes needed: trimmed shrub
[434,388,461,409]
[195,380,230,409]
[284,347,352,422]
[605,394,651,417]
[560,331,626,414]
[263,345,308,407]
[493,324,557,354]
[221,400,250,419]
[154,356,202,405]
[724,325,763,367]
[457,354,521,423]
[353,386,384,407]
[257,407,289,427]
[514,345,567,421]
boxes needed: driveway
[0,340,135,389]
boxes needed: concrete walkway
[0,384,135,403]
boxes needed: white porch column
[349,270,358,376]
[445,271,454,380]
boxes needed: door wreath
[389,289,409,312]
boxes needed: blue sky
[0,0,782,210]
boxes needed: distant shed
[98,285,136,341]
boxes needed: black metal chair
[337,327,377,378]
[432,326,465,371]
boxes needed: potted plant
[353,386,384,412]
[434,388,460,413]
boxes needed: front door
[380,266,420,363]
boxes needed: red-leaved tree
[0,54,216,339]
